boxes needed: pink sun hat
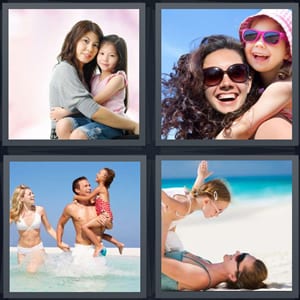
[239,9,292,59]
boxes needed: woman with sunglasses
[216,9,292,139]
[161,250,268,290]
[162,17,292,140]
[162,166,231,255]
[161,34,260,139]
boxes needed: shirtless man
[56,176,122,257]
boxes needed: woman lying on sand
[161,250,268,290]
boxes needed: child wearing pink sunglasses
[216,9,292,140]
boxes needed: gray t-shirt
[49,61,100,129]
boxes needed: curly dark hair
[161,34,261,139]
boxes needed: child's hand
[216,108,254,139]
[50,107,69,122]
[198,161,213,179]
[90,198,95,204]
[98,213,110,226]
[102,211,110,218]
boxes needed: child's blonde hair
[191,179,231,203]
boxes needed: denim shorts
[68,116,124,140]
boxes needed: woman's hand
[58,241,70,252]
[50,107,70,122]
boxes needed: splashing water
[9,251,140,292]
[44,251,109,277]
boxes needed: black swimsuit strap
[182,251,212,290]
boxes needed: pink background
[8,9,140,139]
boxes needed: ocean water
[9,251,140,292]
[162,175,292,203]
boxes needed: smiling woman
[6,8,140,140]
[202,50,252,115]
[9,185,67,273]
[161,249,268,290]
[161,34,260,140]
[49,20,139,140]
[52,34,129,140]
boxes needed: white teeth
[218,94,236,100]
[253,53,268,58]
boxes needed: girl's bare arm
[216,81,292,139]
[93,75,125,105]
[74,186,101,202]
[192,161,213,191]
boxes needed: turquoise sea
[162,175,292,203]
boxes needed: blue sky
[161,8,260,76]
[161,159,293,179]
[8,160,141,248]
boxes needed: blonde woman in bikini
[161,161,231,256]
[10,184,68,273]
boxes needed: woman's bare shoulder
[255,117,292,139]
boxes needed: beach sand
[164,188,293,291]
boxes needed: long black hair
[58,20,103,90]
[98,34,128,111]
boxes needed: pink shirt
[91,71,127,116]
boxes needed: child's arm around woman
[73,186,102,203]
[93,72,126,105]
[216,81,292,139]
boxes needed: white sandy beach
[164,187,293,291]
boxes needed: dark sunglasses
[242,29,287,45]
[236,253,249,278]
[203,63,249,87]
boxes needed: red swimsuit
[95,196,113,220]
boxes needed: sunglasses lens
[243,29,284,45]
[243,29,258,42]
[203,68,223,86]
[236,253,248,263]
[203,64,248,86]
[264,31,281,44]
[228,64,249,83]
